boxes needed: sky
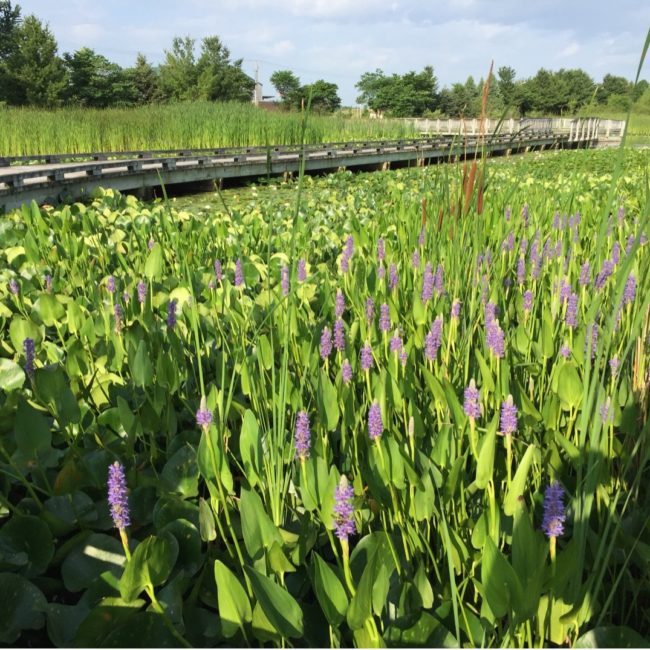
[16,0,650,106]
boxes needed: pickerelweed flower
[552,211,561,229]
[421,263,434,302]
[281,266,289,297]
[559,279,572,304]
[463,379,481,419]
[234,259,244,287]
[148,238,155,250]
[334,318,345,351]
[486,321,505,359]
[44,274,53,292]
[196,400,213,429]
[399,348,407,367]
[612,242,621,265]
[388,264,398,291]
[434,264,444,295]
[106,276,116,294]
[623,274,636,305]
[626,234,636,255]
[502,232,515,253]
[541,482,565,538]
[379,303,391,332]
[378,265,385,280]
[517,256,526,285]
[560,343,571,359]
[500,395,518,435]
[122,291,130,304]
[341,360,353,384]
[333,477,355,541]
[523,290,534,313]
[345,235,354,259]
[167,299,177,328]
[107,461,130,529]
[214,259,223,281]
[320,326,332,359]
[418,225,426,246]
[368,402,383,440]
[609,355,620,377]
[389,333,402,354]
[340,254,349,273]
[565,292,578,328]
[9,279,19,295]
[23,337,35,377]
[595,259,614,290]
[137,281,147,304]
[297,258,307,282]
[360,342,373,371]
[424,317,443,361]
[600,397,612,423]
[522,203,529,226]
[412,249,421,269]
[585,323,598,359]
[451,300,461,320]
[294,411,311,461]
[505,206,511,221]
[485,302,498,325]
[377,238,385,263]
[335,290,345,317]
[114,302,124,330]
[520,238,528,255]
[579,261,590,287]
[365,297,375,323]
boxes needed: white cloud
[557,42,580,58]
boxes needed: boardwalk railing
[408,117,625,143]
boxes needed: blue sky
[16,0,650,105]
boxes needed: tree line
[1,0,647,117]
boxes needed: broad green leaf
[475,414,498,489]
[14,398,51,456]
[481,536,522,618]
[34,364,80,425]
[475,349,495,393]
[239,410,262,487]
[161,445,199,497]
[33,293,65,326]
[347,546,379,630]
[0,359,25,392]
[144,243,163,280]
[198,498,217,542]
[0,515,54,577]
[244,566,304,639]
[575,626,648,648]
[503,444,538,516]
[131,340,153,388]
[0,573,47,644]
[9,317,41,353]
[61,533,126,592]
[311,553,348,626]
[73,597,144,647]
[214,560,252,639]
[557,363,583,410]
[239,487,283,561]
[317,369,339,431]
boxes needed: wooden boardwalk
[0,125,601,212]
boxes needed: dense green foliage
[0,101,417,156]
[0,148,649,646]
[270,70,342,113]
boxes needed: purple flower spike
[609,356,620,377]
[335,290,345,318]
[612,242,621,265]
[412,249,421,269]
[595,260,614,290]
[379,303,391,332]
[451,300,461,320]
[560,343,571,359]
[623,274,636,305]
[334,318,345,352]
[281,266,289,297]
[294,411,311,461]
[542,482,565,538]
[565,293,578,329]
[517,256,526,285]
[44,274,53,292]
[167,299,177,328]
[424,317,443,361]
[345,235,354,258]
[214,259,223,281]
[486,320,505,359]
[500,395,518,435]
[389,334,402,354]
[377,238,385,263]
[320,326,332,360]
[523,290,533,313]
[365,297,375,323]
[297,259,307,282]
[579,261,590,287]
[368,402,383,440]
[418,226,426,246]
[421,263,434,302]
[9,279,19,295]
[23,337,35,377]
[388,264,398,292]
[463,379,481,419]
[137,281,147,305]
[107,461,130,529]
[333,477,355,541]
[235,259,244,288]
[434,264,444,295]
[342,360,353,384]
[360,342,373,371]
[196,400,213,429]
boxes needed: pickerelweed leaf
[214,560,252,639]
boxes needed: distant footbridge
[0,117,625,212]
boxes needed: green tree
[127,53,161,104]
[11,15,66,106]
[0,0,22,103]
[159,36,199,101]
[497,66,517,109]
[356,66,437,116]
[63,47,133,107]
[302,79,341,112]
[270,69,302,107]
[196,36,254,102]
[596,74,632,105]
